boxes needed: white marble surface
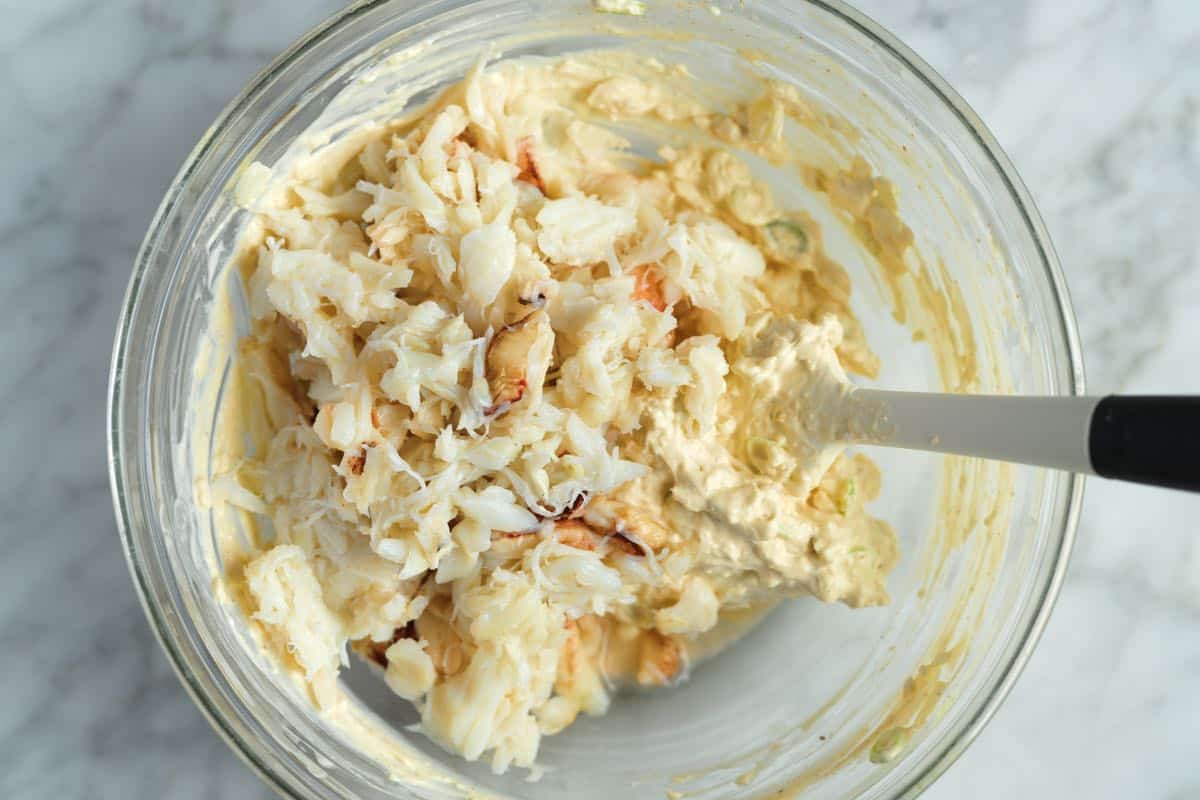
[2,0,1197,797]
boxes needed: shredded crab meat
[222,53,898,777]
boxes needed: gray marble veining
[1,1,1196,797]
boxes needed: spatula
[842,391,1200,492]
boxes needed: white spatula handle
[855,390,1098,472]
[854,391,1200,492]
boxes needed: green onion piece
[765,219,809,258]
[836,479,857,514]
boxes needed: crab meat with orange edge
[493,516,650,558]
[581,497,672,552]
[483,308,554,417]
[630,264,669,312]
[514,135,545,193]
[552,518,642,556]
[636,629,686,686]
[412,596,468,678]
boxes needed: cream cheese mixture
[210,52,906,776]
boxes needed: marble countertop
[3,0,1197,797]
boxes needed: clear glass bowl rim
[107,1,1087,797]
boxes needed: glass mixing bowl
[108,1,1084,797]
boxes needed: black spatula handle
[1090,396,1200,492]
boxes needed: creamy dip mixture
[211,52,903,776]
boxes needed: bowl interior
[110,2,1081,799]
